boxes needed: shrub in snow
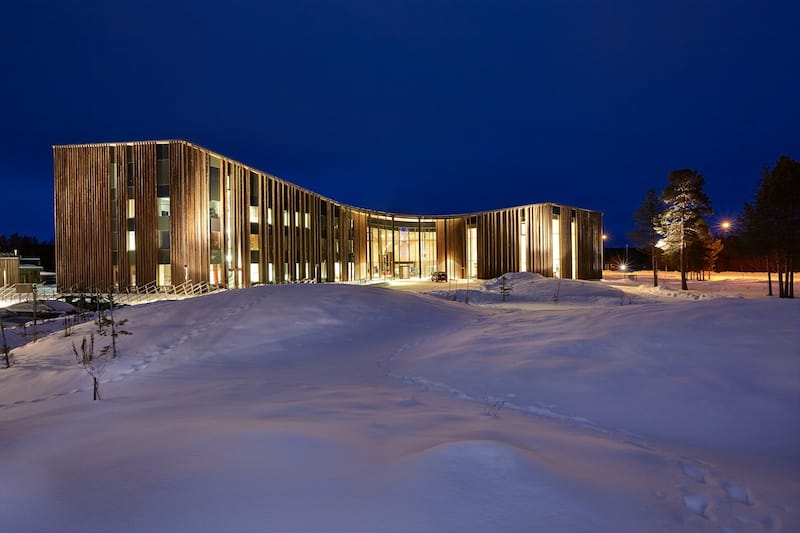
[484,398,505,417]
[72,334,109,400]
[499,275,512,302]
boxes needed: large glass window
[157,144,170,197]
[368,217,436,279]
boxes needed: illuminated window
[158,264,171,286]
[159,198,171,217]
[468,226,477,278]
[571,220,577,280]
[552,217,560,278]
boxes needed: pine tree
[740,156,799,298]
[659,169,712,290]
[629,189,664,287]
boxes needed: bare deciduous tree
[73,334,109,400]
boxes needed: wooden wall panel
[447,217,467,278]
[530,203,553,277]
[353,211,368,280]
[559,207,572,280]
[576,209,603,279]
[475,212,491,279]
[54,144,113,291]
[0,257,20,286]
[133,143,157,285]
[55,140,603,288]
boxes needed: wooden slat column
[54,144,114,291]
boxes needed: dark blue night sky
[2,1,798,244]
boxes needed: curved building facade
[54,140,603,291]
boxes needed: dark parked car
[431,271,448,282]
[57,294,121,311]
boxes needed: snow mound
[482,271,546,290]
[431,272,627,306]
[643,284,726,300]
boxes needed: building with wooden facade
[54,140,603,291]
[1,254,20,287]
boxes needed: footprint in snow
[722,483,750,505]
[681,461,705,483]
[398,397,420,407]
[683,492,710,518]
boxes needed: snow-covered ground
[1,274,798,532]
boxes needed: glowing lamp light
[721,221,731,230]
[619,264,627,271]
[602,234,608,241]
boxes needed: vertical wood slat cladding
[435,220,446,274]
[54,145,113,291]
[560,209,572,280]
[436,218,465,277]
[258,176,268,282]
[231,163,246,286]
[447,218,466,278]
[133,143,157,285]
[284,185,294,280]
[273,180,284,282]
[353,211,368,280]
[325,200,336,282]
[55,140,603,288]
[530,204,552,277]
[475,209,520,279]
[337,208,350,281]
[576,210,602,279]
[477,213,489,279]
[0,257,19,285]
[523,205,533,272]
[112,145,124,288]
